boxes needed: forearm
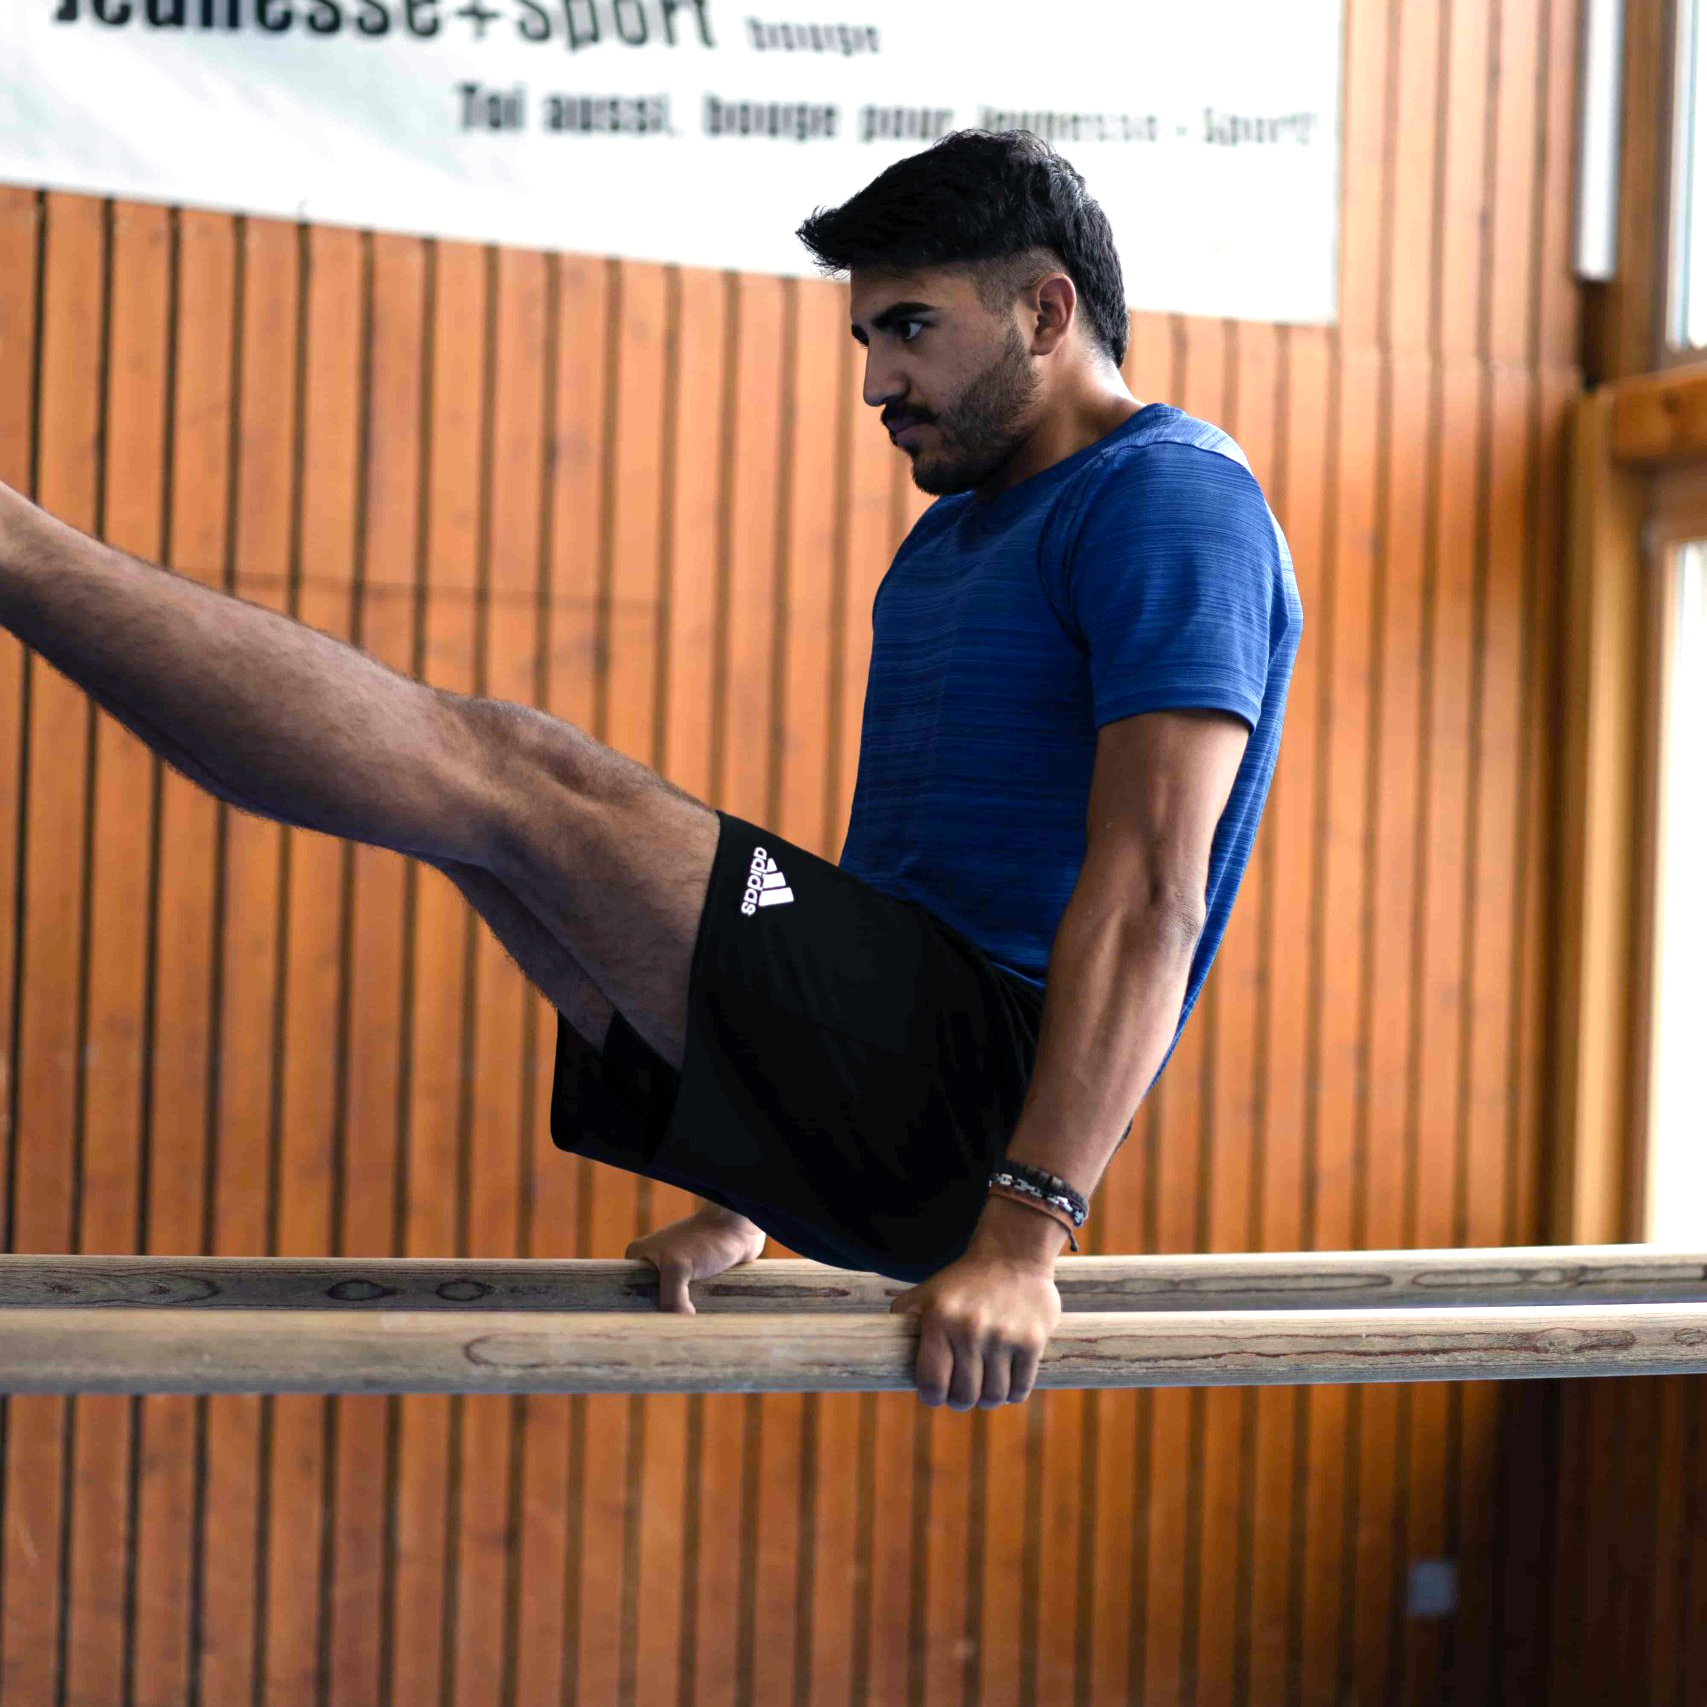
[0,483,481,863]
[971,896,1197,1261]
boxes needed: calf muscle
[427,856,617,1052]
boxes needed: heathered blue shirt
[836,402,1303,1096]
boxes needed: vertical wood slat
[0,193,34,1489]
[63,192,171,1707]
[1195,312,1279,1707]
[254,220,360,1707]
[145,205,240,1707]
[329,227,426,1707]
[633,260,723,1707]
[0,0,1605,1691]
[521,246,618,1707]
[4,186,106,1707]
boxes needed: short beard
[907,322,1041,498]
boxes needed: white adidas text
[741,846,795,915]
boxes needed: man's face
[848,267,1043,498]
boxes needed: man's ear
[1027,271,1078,354]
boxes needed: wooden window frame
[1558,0,1707,1242]
[1557,370,1707,1243]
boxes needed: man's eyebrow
[850,300,938,339]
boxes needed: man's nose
[862,358,906,415]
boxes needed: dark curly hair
[795,129,1129,370]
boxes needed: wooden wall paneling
[452,240,551,1707]
[741,271,809,1707]
[255,218,359,1706]
[1543,1371,1592,1697]
[1247,319,1330,1706]
[1646,1376,1687,1704]
[1455,0,1562,1682]
[720,267,787,829]
[1195,313,1280,1707]
[1486,379,1579,1707]
[824,285,946,1707]
[1287,0,1388,1697]
[385,233,486,1707]
[677,265,781,1707]
[519,245,616,1707]
[804,323,879,1706]
[60,192,167,1707]
[773,275,856,1707]
[781,278,846,867]
[1565,1380,1628,1698]
[1400,0,1502,1692]
[1,189,103,1707]
[93,201,184,1707]
[650,261,735,1707]
[328,226,426,1707]
[1144,308,1226,1707]
[182,209,290,1707]
[1074,304,1169,1707]
[660,263,732,845]
[622,260,719,1707]
[135,204,237,1707]
[1297,323,1372,1703]
[1683,1382,1707,1704]
[0,187,33,1353]
[1401,380,1479,1699]
[570,254,671,1707]
[1612,1377,1667,1694]
[1654,1384,1707,1687]
[1293,284,1375,1707]
[1341,14,1440,1701]
[1371,0,1473,1698]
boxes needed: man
[0,130,1301,1412]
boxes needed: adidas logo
[741,845,795,916]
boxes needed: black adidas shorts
[547,808,1055,1283]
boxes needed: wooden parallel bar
[0,1246,1701,1313]
[0,1302,1704,1395]
[1607,359,1707,463]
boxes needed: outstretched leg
[0,482,493,865]
[0,480,719,1072]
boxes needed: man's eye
[897,319,924,342]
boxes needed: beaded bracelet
[986,1162,1089,1253]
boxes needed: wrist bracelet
[986,1161,1089,1252]
[987,1182,1080,1251]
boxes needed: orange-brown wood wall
[6,0,1697,1702]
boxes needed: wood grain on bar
[0,1302,1703,1395]
[0,1246,1700,1312]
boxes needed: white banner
[0,1,1344,324]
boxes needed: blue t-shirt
[836,402,1303,1096]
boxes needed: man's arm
[978,703,1247,1250]
[970,894,1201,1263]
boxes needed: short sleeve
[1050,441,1280,735]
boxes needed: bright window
[1646,540,1707,1243]
[1671,0,1707,346]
